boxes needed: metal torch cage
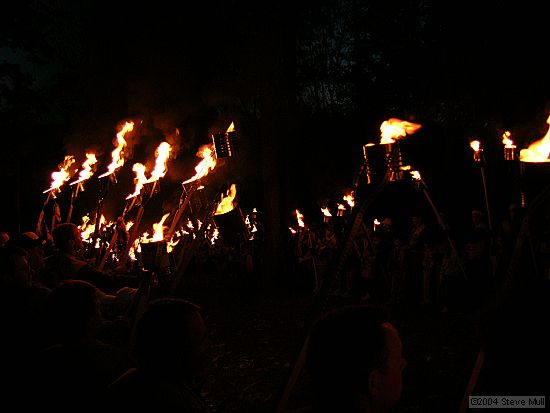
[363,142,406,184]
[213,131,237,159]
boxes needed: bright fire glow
[343,192,355,208]
[182,144,217,184]
[98,121,134,178]
[43,155,76,194]
[215,184,237,215]
[126,163,148,199]
[321,207,332,217]
[470,140,481,152]
[147,142,172,182]
[380,118,422,144]
[411,170,421,180]
[227,122,235,132]
[520,115,550,162]
[296,209,304,228]
[70,153,98,185]
[502,131,516,149]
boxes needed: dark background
[2,0,550,242]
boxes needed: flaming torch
[321,207,332,223]
[167,143,217,239]
[66,153,98,223]
[98,121,134,179]
[92,121,134,254]
[518,114,550,208]
[501,131,516,161]
[118,142,173,269]
[469,139,493,237]
[380,118,422,181]
[37,155,76,235]
[362,119,422,184]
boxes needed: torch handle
[97,230,118,271]
[119,205,145,269]
[166,186,197,239]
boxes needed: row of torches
[43,113,550,262]
[40,121,245,265]
[290,114,550,233]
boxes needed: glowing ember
[380,118,422,144]
[70,153,98,186]
[126,163,148,199]
[520,115,550,162]
[43,155,76,194]
[215,184,237,215]
[98,121,134,178]
[147,141,172,183]
[182,143,217,184]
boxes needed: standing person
[105,298,211,412]
[306,304,406,413]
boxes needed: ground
[177,266,482,413]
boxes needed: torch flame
[43,155,76,194]
[380,118,422,144]
[502,131,516,149]
[227,122,235,132]
[98,121,134,178]
[470,140,481,152]
[215,184,237,215]
[152,212,170,242]
[126,163,148,199]
[147,141,172,183]
[343,192,355,208]
[321,207,332,217]
[519,115,550,163]
[296,209,305,228]
[410,170,421,180]
[70,153,98,186]
[182,143,217,184]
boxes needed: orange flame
[182,143,217,184]
[98,121,134,178]
[520,115,550,163]
[470,140,481,152]
[321,207,332,217]
[380,118,422,144]
[343,191,355,208]
[501,131,516,149]
[126,163,148,199]
[296,209,305,228]
[147,141,172,183]
[215,184,237,215]
[70,153,98,186]
[43,155,76,194]
[410,170,421,180]
[227,122,235,132]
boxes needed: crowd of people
[286,199,550,314]
[1,190,549,411]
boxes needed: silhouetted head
[133,298,206,382]
[306,304,405,413]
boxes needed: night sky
[2,0,550,234]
